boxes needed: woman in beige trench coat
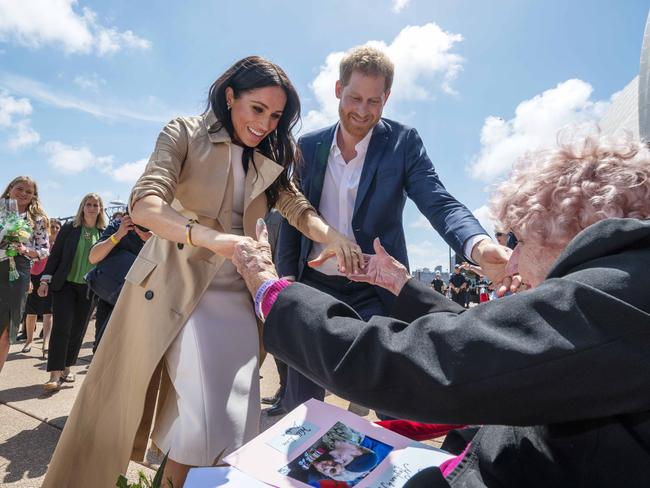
[43,56,362,488]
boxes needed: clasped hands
[232,220,519,299]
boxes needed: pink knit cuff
[440,443,471,478]
[261,279,292,320]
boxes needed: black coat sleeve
[390,279,464,322]
[263,273,650,426]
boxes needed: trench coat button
[145,290,154,300]
[177,243,184,250]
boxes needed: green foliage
[114,446,226,487]
[115,452,172,488]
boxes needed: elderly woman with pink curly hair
[232,129,650,487]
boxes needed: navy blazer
[277,118,486,305]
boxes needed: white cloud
[472,205,498,239]
[0,90,31,126]
[73,73,106,92]
[44,140,146,184]
[406,239,450,271]
[8,119,40,149]
[95,26,150,55]
[0,0,151,56]
[108,158,148,184]
[409,215,430,229]
[0,90,39,149]
[468,79,610,181]
[98,190,116,203]
[44,141,113,173]
[0,72,174,123]
[302,23,464,132]
[391,0,411,13]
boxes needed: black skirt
[0,256,31,343]
[25,272,53,316]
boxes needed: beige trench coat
[43,111,312,488]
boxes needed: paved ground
[0,319,411,487]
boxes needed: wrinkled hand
[346,238,411,295]
[232,219,279,298]
[471,239,521,297]
[307,232,362,274]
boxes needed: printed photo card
[223,399,454,488]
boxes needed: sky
[0,0,647,271]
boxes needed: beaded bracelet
[254,279,278,321]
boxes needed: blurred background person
[448,264,467,307]
[494,227,508,246]
[495,226,518,250]
[0,176,49,371]
[87,212,150,352]
[39,194,106,390]
[25,218,61,358]
[430,271,445,295]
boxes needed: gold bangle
[110,234,120,245]
[185,219,198,246]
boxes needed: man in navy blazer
[273,46,505,415]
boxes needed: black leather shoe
[265,403,287,417]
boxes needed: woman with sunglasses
[39,194,106,390]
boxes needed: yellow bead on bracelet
[110,234,120,245]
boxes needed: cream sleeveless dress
[151,144,260,466]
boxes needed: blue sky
[0,0,647,270]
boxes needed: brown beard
[339,108,376,139]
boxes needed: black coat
[43,221,82,291]
[264,218,650,487]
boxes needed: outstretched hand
[232,219,279,298]
[471,239,521,297]
[345,238,411,296]
[307,233,363,274]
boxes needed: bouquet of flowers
[0,199,32,281]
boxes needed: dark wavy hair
[206,56,301,209]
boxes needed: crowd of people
[0,46,648,488]
[0,187,150,388]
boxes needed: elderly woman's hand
[345,238,411,295]
[232,219,279,298]
[471,239,522,297]
[307,232,363,274]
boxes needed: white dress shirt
[308,125,374,275]
[306,124,490,276]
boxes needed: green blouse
[66,226,100,284]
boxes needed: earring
[226,101,232,110]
